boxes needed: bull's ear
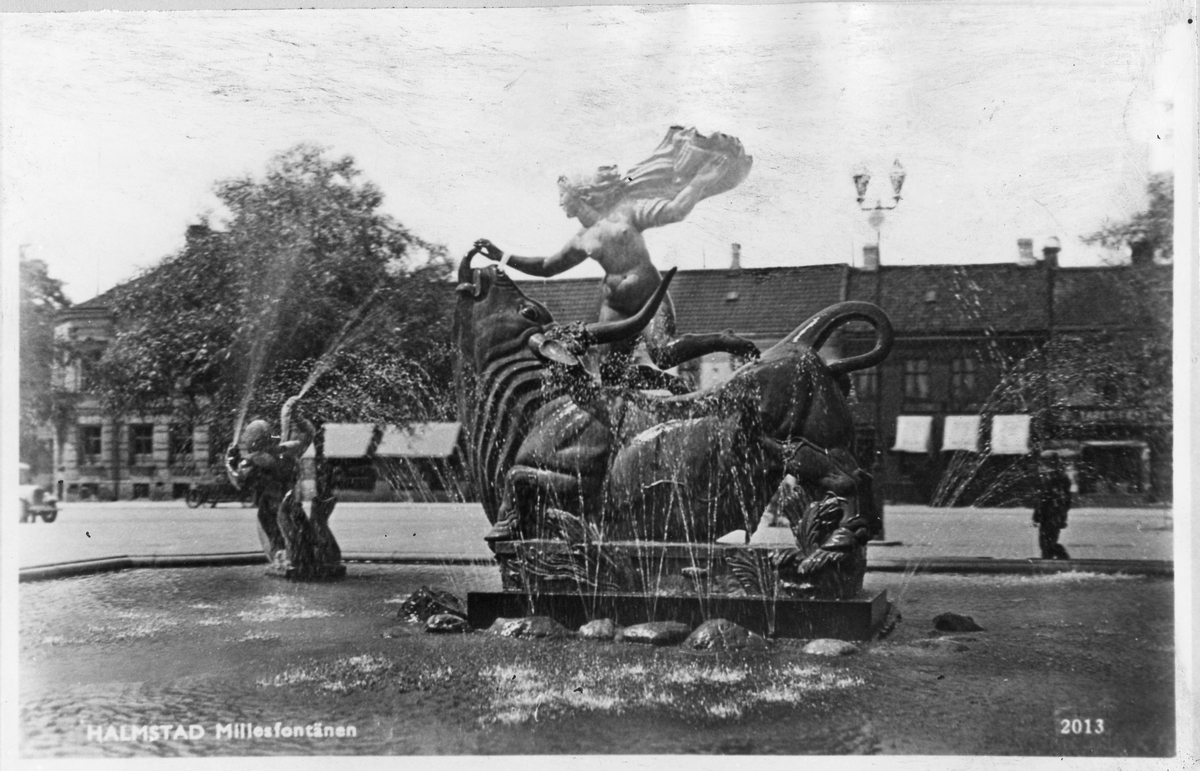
[529,333,582,367]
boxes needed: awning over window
[990,414,1031,455]
[303,422,462,460]
[942,415,981,452]
[892,415,932,453]
[377,422,462,458]
[309,423,375,459]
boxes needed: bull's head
[453,252,676,371]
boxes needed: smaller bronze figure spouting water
[226,395,345,580]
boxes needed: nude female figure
[471,126,760,389]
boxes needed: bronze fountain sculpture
[459,128,896,637]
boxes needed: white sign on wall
[892,415,933,453]
[990,414,1031,455]
[942,415,982,452]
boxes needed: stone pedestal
[467,588,889,641]
[474,539,888,640]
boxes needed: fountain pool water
[19,563,1175,757]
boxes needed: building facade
[52,298,221,501]
[51,245,1171,505]
[519,245,1172,506]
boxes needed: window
[79,348,105,391]
[79,425,102,465]
[129,424,154,465]
[852,368,877,400]
[169,424,194,465]
[950,357,979,403]
[903,359,930,400]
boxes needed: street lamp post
[852,160,906,540]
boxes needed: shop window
[132,483,150,499]
[129,424,154,465]
[79,425,103,465]
[903,359,930,401]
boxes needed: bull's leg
[485,465,583,542]
[648,330,760,370]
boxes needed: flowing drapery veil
[622,126,753,207]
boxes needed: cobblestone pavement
[16,501,1174,570]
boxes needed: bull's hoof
[484,521,518,542]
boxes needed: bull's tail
[789,301,894,374]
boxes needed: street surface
[17,501,1173,570]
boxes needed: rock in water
[578,619,619,640]
[487,617,526,636]
[684,619,767,651]
[932,612,985,632]
[398,586,466,623]
[487,616,571,639]
[912,638,970,653]
[621,621,691,646]
[803,638,860,656]
[425,613,470,634]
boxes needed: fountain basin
[19,563,1175,757]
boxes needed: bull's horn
[457,251,483,298]
[584,268,677,344]
[458,251,476,285]
[787,301,895,374]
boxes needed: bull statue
[453,254,674,543]
[454,255,893,598]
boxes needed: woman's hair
[557,165,627,213]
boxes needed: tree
[1084,173,1173,262]
[19,256,73,472]
[93,145,456,452]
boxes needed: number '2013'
[1060,718,1105,735]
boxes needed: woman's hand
[471,238,505,262]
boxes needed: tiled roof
[1053,264,1172,330]
[846,263,1051,334]
[517,265,849,340]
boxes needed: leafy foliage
[19,257,74,470]
[93,145,456,444]
[1083,173,1173,262]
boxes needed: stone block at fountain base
[467,588,889,641]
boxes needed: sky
[1,2,1192,303]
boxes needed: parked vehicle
[185,474,253,509]
[18,462,58,523]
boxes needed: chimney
[1129,234,1153,266]
[728,243,742,274]
[1042,236,1061,269]
[185,223,211,248]
[862,244,880,272]
[1017,238,1035,266]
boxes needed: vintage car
[185,472,253,509]
[18,462,58,523]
